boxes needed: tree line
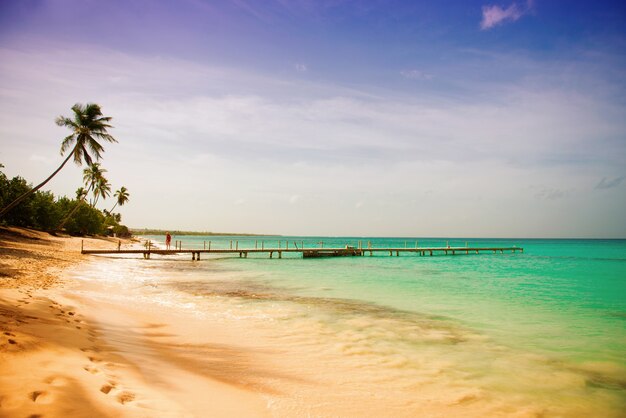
[0,103,130,236]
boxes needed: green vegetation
[131,228,274,237]
[0,103,130,237]
[0,103,117,219]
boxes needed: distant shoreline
[130,228,279,237]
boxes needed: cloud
[480,1,532,30]
[595,176,625,190]
[1,43,625,236]
[534,187,569,200]
[294,63,308,72]
[400,69,433,80]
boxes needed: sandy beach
[0,228,273,417]
[2,228,624,418]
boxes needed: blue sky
[1,0,625,237]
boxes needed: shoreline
[0,228,269,417]
[1,228,624,417]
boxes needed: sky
[0,0,625,238]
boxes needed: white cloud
[0,44,624,237]
[480,1,532,30]
[400,70,433,80]
[295,63,308,72]
[595,176,625,190]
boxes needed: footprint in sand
[117,391,135,405]
[83,365,100,375]
[100,381,117,394]
[30,390,52,404]
[43,376,68,387]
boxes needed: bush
[1,176,35,227]
[63,203,106,235]
[0,165,130,236]
[31,191,62,230]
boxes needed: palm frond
[60,134,76,155]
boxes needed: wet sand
[0,228,268,417]
[2,228,623,417]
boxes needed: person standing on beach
[165,232,172,250]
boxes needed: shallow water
[84,236,626,416]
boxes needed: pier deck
[81,245,523,260]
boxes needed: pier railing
[82,239,523,260]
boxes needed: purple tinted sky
[0,0,625,236]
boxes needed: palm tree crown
[83,163,107,205]
[0,103,116,219]
[57,103,117,167]
[110,186,130,212]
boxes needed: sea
[87,236,626,416]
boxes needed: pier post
[192,252,196,261]
[236,241,239,250]
[118,240,121,251]
[81,240,84,253]
[286,241,289,250]
[262,241,264,250]
[244,252,248,258]
[239,252,242,258]
[209,241,211,251]
[278,251,282,259]
[396,251,399,257]
[429,250,433,256]
[389,251,392,256]
[230,240,232,250]
[197,252,201,261]
[255,240,258,249]
[204,241,206,250]
[269,251,273,259]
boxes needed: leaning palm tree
[57,187,88,230]
[110,186,130,212]
[92,177,111,207]
[0,103,116,218]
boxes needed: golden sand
[0,228,268,417]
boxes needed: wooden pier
[81,242,523,260]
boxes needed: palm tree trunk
[109,202,118,213]
[57,197,85,231]
[0,151,74,219]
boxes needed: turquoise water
[143,235,626,414]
